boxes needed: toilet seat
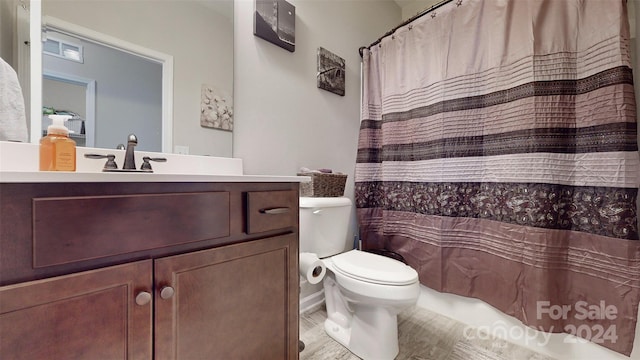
[330,250,418,286]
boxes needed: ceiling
[393,0,442,18]
[394,0,415,7]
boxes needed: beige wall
[399,0,439,20]
[233,0,401,301]
[233,0,400,202]
[234,0,401,188]
[0,0,18,67]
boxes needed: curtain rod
[359,0,454,58]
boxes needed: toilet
[300,197,420,360]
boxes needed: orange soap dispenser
[39,114,76,171]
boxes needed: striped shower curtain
[355,0,640,355]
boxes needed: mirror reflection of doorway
[42,74,94,147]
[42,28,163,151]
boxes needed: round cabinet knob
[135,291,152,306]
[160,286,175,300]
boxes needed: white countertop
[0,141,309,183]
[0,171,308,183]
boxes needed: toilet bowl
[299,197,419,360]
[322,250,420,360]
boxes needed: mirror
[28,0,234,156]
[39,17,170,152]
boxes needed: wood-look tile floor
[299,305,556,360]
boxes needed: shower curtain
[356,0,640,355]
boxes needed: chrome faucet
[122,134,138,170]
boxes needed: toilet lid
[331,250,418,286]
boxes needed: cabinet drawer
[246,190,297,234]
[33,192,230,268]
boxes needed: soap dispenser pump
[39,114,76,171]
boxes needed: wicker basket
[298,172,347,197]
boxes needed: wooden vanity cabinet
[0,260,153,359]
[0,182,300,360]
[155,233,296,359]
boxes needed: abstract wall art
[254,0,295,52]
[200,84,233,131]
[317,47,345,96]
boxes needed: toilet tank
[299,197,353,258]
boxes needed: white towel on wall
[0,57,28,142]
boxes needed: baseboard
[300,289,324,314]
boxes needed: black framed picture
[254,0,295,52]
[317,47,345,96]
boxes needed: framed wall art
[317,47,345,96]
[200,84,233,131]
[254,0,295,52]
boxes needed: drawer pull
[260,207,290,215]
[160,286,175,300]
[135,291,152,306]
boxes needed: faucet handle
[127,134,138,145]
[85,153,118,170]
[141,156,167,171]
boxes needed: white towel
[0,57,28,142]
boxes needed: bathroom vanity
[0,173,302,359]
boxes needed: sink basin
[0,141,308,183]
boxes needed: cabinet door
[0,260,153,359]
[155,234,299,360]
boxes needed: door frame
[42,71,96,147]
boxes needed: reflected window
[43,36,83,63]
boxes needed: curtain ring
[431,12,437,18]
[408,25,413,30]
[391,35,395,40]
